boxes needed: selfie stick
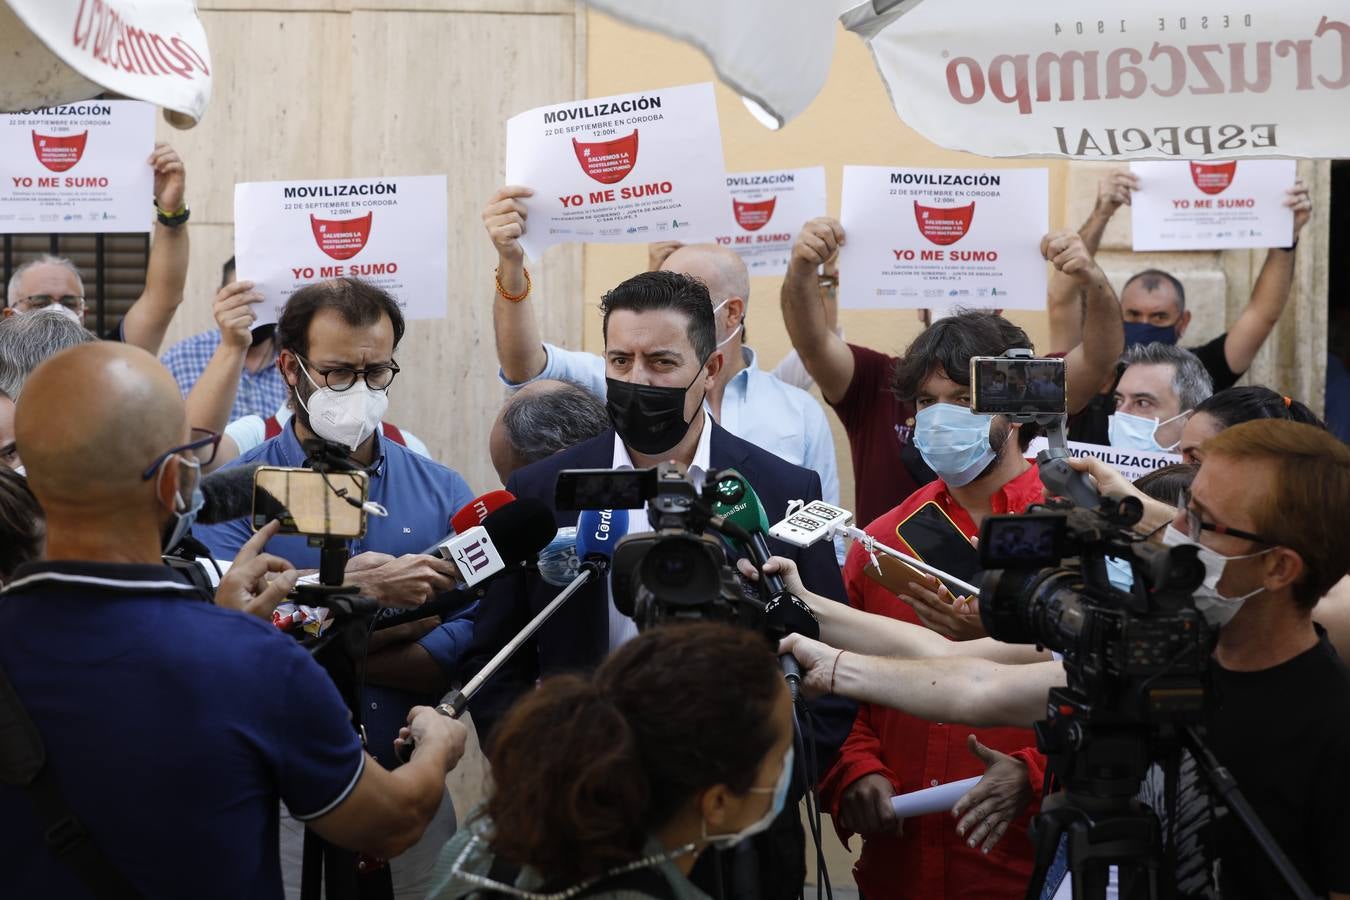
[832,523,980,597]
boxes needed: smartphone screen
[251,467,367,538]
[970,357,1066,415]
[895,501,982,584]
[555,468,654,510]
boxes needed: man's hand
[735,554,808,597]
[900,573,986,641]
[482,185,532,265]
[345,554,460,609]
[777,633,840,699]
[789,217,845,275]
[347,551,397,574]
[150,143,186,212]
[214,520,298,620]
[647,241,683,272]
[838,773,903,837]
[1286,178,1313,236]
[1094,169,1138,216]
[395,706,469,772]
[952,735,1032,854]
[213,281,263,349]
[1041,231,1103,285]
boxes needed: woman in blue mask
[426,623,794,900]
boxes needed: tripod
[1023,690,1315,900]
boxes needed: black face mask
[606,365,706,456]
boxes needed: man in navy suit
[461,270,854,900]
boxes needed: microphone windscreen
[198,464,263,525]
[450,489,516,534]
[763,593,820,641]
[711,469,772,535]
[538,527,580,588]
[480,497,557,565]
[577,508,629,562]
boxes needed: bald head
[17,342,186,511]
[662,244,750,308]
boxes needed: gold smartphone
[251,466,368,539]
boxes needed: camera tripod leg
[1025,793,1163,900]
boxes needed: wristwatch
[155,202,191,228]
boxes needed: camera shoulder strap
[0,660,144,900]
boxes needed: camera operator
[192,278,477,898]
[0,342,468,898]
[461,269,854,900]
[426,622,793,900]
[776,421,1350,899]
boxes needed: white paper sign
[709,167,826,276]
[838,166,1049,311]
[505,83,728,259]
[1129,160,1296,251]
[0,100,154,233]
[1027,438,1182,483]
[234,175,448,326]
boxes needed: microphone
[537,527,579,587]
[197,464,263,525]
[710,469,786,595]
[420,490,516,557]
[763,592,821,704]
[396,507,626,763]
[373,498,556,629]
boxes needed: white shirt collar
[612,409,713,483]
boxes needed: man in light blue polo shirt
[194,277,475,899]
[483,186,841,529]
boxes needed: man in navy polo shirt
[0,341,466,899]
[193,278,476,898]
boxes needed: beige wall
[156,0,586,496]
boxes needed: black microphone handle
[370,587,481,631]
[749,531,787,596]
[780,654,803,705]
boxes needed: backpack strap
[264,415,281,440]
[379,422,406,446]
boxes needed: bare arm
[1045,232,1125,414]
[1048,170,1136,354]
[365,642,449,694]
[307,708,467,859]
[1223,181,1312,377]
[183,281,264,437]
[120,144,189,354]
[780,218,855,405]
[782,633,1063,729]
[484,185,548,383]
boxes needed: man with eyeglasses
[194,277,476,899]
[777,421,1350,900]
[0,341,469,898]
[2,143,192,355]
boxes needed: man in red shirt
[780,220,1122,526]
[818,311,1047,900]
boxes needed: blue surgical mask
[703,745,793,849]
[1123,322,1179,347]
[1108,409,1189,452]
[913,403,997,488]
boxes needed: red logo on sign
[31,131,89,172]
[913,201,975,245]
[1189,161,1238,195]
[733,197,777,231]
[310,212,373,261]
[573,130,639,184]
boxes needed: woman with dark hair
[1131,462,1199,506]
[427,622,793,900]
[1177,385,1324,463]
[0,467,43,585]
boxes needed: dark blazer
[461,423,855,765]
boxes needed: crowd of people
[0,145,1347,900]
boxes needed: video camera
[555,462,767,632]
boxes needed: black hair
[1193,386,1324,431]
[275,277,405,359]
[600,270,716,364]
[1122,269,1187,314]
[1132,462,1199,506]
[890,311,1037,448]
[0,468,43,584]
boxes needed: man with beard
[816,311,1047,900]
[194,278,475,899]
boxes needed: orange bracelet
[495,267,531,303]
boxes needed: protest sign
[837,166,1048,310]
[234,175,448,326]
[1026,437,1181,483]
[1130,159,1297,251]
[505,82,727,258]
[0,100,154,233]
[710,167,826,276]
